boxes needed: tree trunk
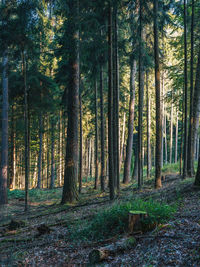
[37,113,43,189]
[175,110,179,164]
[154,0,162,188]
[123,60,137,184]
[146,72,151,179]
[119,113,126,172]
[94,80,99,189]
[50,118,55,189]
[100,64,105,192]
[183,0,188,179]
[187,0,195,176]
[22,50,29,211]
[190,45,200,175]
[0,45,8,205]
[108,1,115,199]
[61,0,79,203]
[138,3,145,188]
[78,87,83,193]
[113,4,120,190]
[59,111,63,186]
[170,103,173,164]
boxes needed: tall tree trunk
[59,111,63,186]
[132,135,138,181]
[187,0,195,176]
[108,1,115,199]
[119,113,126,172]
[0,48,8,205]
[146,72,151,179]
[113,4,120,190]
[154,0,162,188]
[170,103,173,164]
[61,0,79,203]
[100,64,105,192]
[138,1,145,188]
[22,50,29,211]
[9,104,16,189]
[175,110,179,164]
[183,0,188,179]
[37,113,43,189]
[191,45,200,174]
[50,118,55,189]
[123,60,137,184]
[78,87,83,193]
[94,80,99,189]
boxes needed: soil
[0,174,200,267]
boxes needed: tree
[0,0,8,204]
[61,0,79,204]
[183,0,188,179]
[108,1,115,199]
[154,0,162,188]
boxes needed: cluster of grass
[70,199,176,242]
[8,188,62,202]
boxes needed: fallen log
[89,237,136,264]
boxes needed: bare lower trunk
[170,103,173,164]
[123,60,137,184]
[37,113,43,189]
[50,118,55,189]
[119,113,126,172]
[0,49,8,205]
[154,0,162,188]
[61,0,79,203]
[146,72,151,179]
[94,80,99,189]
[100,65,105,191]
[175,111,179,164]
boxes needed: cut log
[128,211,148,234]
[89,237,136,264]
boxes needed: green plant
[70,199,176,242]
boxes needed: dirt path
[0,174,200,266]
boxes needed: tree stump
[128,211,148,234]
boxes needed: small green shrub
[71,199,176,241]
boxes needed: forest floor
[0,171,200,266]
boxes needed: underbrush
[8,188,62,202]
[69,199,176,242]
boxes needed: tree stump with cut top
[128,211,148,234]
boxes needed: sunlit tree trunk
[100,64,105,191]
[94,79,99,189]
[123,60,137,184]
[154,0,162,188]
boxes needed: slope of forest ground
[0,168,200,266]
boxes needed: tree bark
[175,110,179,164]
[108,1,115,199]
[61,0,79,203]
[123,60,137,184]
[0,48,8,205]
[78,87,83,193]
[100,64,105,192]
[187,0,195,176]
[146,72,151,179]
[50,118,55,189]
[170,103,173,164]
[154,0,162,188]
[37,113,43,189]
[183,0,188,179]
[94,79,99,189]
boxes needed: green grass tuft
[70,199,176,242]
